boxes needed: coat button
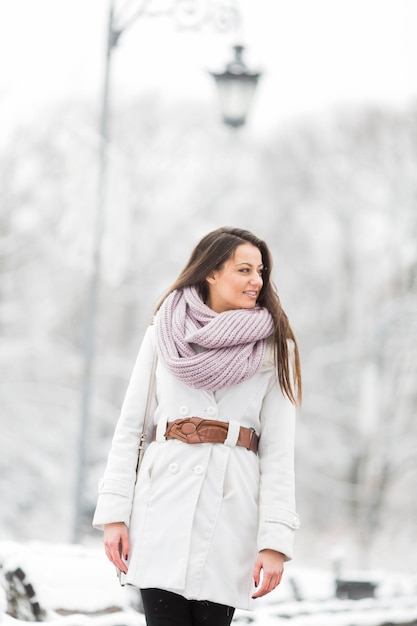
[179,405,189,416]
[169,463,179,474]
[206,406,217,417]
[193,465,204,476]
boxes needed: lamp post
[73,0,260,543]
[210,44,261,127]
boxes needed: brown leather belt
[152,417,259,454]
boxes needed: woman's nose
[250,272,263,286]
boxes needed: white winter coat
[93,324,300,611]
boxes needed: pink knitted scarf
[155,286,274,390]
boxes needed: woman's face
[205,243,264,313]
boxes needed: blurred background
[1,0,417,577]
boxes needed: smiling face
[205,243,264,313]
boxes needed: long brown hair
[155,227,302,405]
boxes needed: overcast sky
[1,0,417,137]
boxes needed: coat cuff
[92,478,135,530]
[257,507,301,561]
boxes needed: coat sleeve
[92,324,156,530]
[257,371,300,560]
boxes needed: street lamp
[210,44,261,127]
[74,0,260,543]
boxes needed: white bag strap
[137,349,157,471]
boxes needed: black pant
[140,588,235,626]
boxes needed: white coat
[93,324,300,611]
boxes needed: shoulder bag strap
[137,349,158,471]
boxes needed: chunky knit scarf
[155,286,274,390]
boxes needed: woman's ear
[206,272,217,285]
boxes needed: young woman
[93,227,302,626]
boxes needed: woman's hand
[252,549,285,599]
[103,522,129,574]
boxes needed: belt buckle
[176,417,204,444]
[179,420,198,437]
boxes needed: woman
[93,227,301,626]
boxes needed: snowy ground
[1,541,417,625]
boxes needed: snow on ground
[1,541,417,626]
[0,541,132,613]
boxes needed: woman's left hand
[252,549,285,599]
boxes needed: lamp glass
[215,75,259,127]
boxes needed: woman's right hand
[103,522,129,574]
